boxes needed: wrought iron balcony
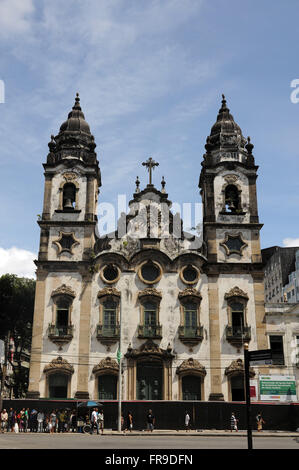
[48,324,74,344]
[225,325,251,346]
[137,324,162,339]
[178,325,204,346]
[96,324,120,339]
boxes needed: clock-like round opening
[138,261,162,284]
[101,264,120,284]
[181,265,199,284]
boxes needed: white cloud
[283,238,299,247]
[0,0,34,37]
[0,247,36,278]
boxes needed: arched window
[55,297,71,335]
[103,300,117,336]
[137,289,162,339]
[225,184,240,213]
[63,183,76,210]
[183,302,198,336]
[230,301,244,336]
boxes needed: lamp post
[244,342,253,450]
[117,295,122,432]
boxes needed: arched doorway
[49,374,68,398]
[98,375,117,400]
[182,375,201,401]
[137,361,163,400]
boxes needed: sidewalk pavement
[100,429,299,437]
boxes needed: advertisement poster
[259,375,297,401]
[250,379,258,401]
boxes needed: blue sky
[0,0,298,277]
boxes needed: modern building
[27,94,269,403]
[262,246,299,303]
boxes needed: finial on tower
[161,176,166,193]
[245,136,254,154]
[135,176,140,193]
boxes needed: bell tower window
[63,183,76,210]
[225,185,240,213]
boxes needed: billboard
[259,375,297,402]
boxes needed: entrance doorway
[231,375,245,401]
[137,362,163,400]
[49,374,68,398]
[98,375,117,400]
[182,375,201,400]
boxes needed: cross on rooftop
[142,157,159,185]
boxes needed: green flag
[117,348,122,364]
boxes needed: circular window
[138,261,162,284]
[100,264,120,284]
[180,265,199,285]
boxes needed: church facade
[27,94,269,402]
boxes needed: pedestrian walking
[146,409,155,432]
[125,411,133,433]
[0,409,8,433]
[256,412,266,432]
[24,408,29,432]
[37,411,44,433]
[230,412,238,432]
[69,411,77,433]
[90,408,99,435]
[184,411,191,432]
[8,408,14,432]
[97,409,104,435]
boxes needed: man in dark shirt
[146,409,155,432]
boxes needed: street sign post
[248,349,272,366]
[244,343,253,451]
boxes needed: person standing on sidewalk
[0,409,8,433]
[256,412,266,432]
[97,409,104,435]
[125,411,133,433]
[37,411,44,433]
[184,411,191,432]
[146,409,155,432]
[230,412,238,432]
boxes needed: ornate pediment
[138,288,162,299]
[51,284,76,298]
[97,286,121,299]
[176,358,207,377]
[125,339,174,360]
[178,287,202,303]
[224,286,248,301]
[92,357,119,375]
[225,358,255,378]
[43,356,74,375]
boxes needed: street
[0,433,299,449]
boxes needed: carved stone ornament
[43,356,74,375]
[97,286,121,299]
[138,288,162,299]
[225,358,255,378]
[51,284,76,298]
[178,287,202,303]
[125,339,174,360]
[63,172,78,182]
[176,358,207,377]
[224,174,239,184]
[92,357,119,375]
[224,286,249,301]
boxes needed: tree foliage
[0,274,36,397]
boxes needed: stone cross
[142,157,159,185]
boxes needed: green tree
[0,274,35,398]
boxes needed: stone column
[252,272,269,374]
[75,272,93,399]
[42,174,53,220]
[208,274,224,401]
[27,269,47,398]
